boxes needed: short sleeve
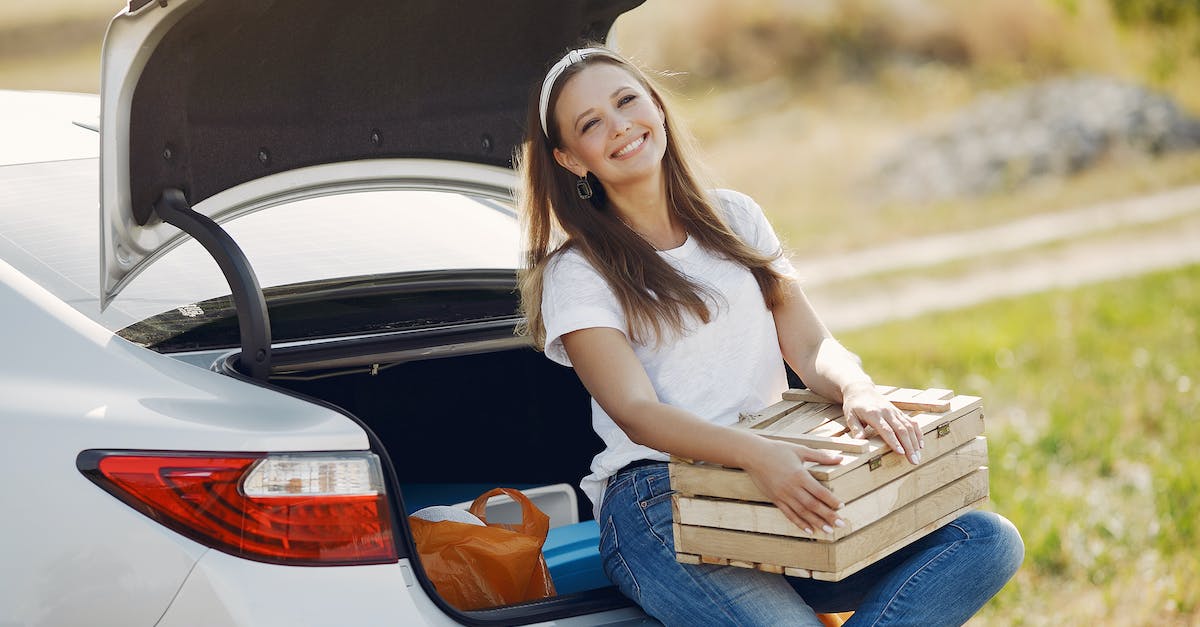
[541,251,628,366]
[713,189,798,277]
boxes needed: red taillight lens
[79,451,397,566]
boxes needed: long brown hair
[516,45,788,349]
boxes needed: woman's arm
[562,326,847,534]
[772,277,925,465]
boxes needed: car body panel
[0,257,368,451]
[0,90,98,166]
[0,251,377,623]
[104,159,521,335]
[157,554,424,627]
[98,0,640,307]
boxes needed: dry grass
[614,0,1200,104]
[0,0,110,93]
[0,0,114,29]
[611,0,1200,253]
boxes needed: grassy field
[838,264,1200,625]
[611,0,1200,252]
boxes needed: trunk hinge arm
[154,188,272,380]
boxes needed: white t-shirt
[541,189,799,517]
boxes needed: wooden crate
[670,385,988,581]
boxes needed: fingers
[799,446,844,466]
[886,408,924,463]
[845,412,866,439]
[763,445,846,533]
[849,406,925,464]
[775,479,844,534]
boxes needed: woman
[516,45,1023,626]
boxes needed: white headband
[538,47,614,138]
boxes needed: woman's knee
[951,510,1025,577]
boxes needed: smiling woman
[516,44,1025,626]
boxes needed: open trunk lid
[99,0,643,306]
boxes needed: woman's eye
[581,119,599,133]
[618,94,636,106]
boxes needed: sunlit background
[4,1,1199,624]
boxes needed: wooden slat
[915,388,955,403]
[768,404,840,436]
[670,460,767,501]
[759,432,872,453]
[807,407,984,483]
[784,566,813,577]
[884,387,955,412]
[784,386,958,413]
[809,496,989,581]
[831,437,984,534]
[676,552,702,565]
[780,388,833,403]
[829,469,989,570]
[782,401,840,424]
[701,555,730,565]
[675,470,988,574]
[668,408,985,501]
[736,400,804,431]
[808,397,983,482]
[673,437,988,540]
[758,562,785,574]
[672,518,684,557]
[807,415,850,438]
[781,385,898,404]
[678,524,834,571]
[813,412,986,498]
[910,394,981,426]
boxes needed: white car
[0,0,661,624]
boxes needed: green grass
[837,264,1200,624]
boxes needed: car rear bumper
[157,553,442,626]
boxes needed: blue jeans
[597,463,1023,627]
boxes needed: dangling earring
[576,174,594,200]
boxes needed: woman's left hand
[842,382,924,465]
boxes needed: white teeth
[613,135,645,157]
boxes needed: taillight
[77,450,397,566]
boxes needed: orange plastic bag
[409,487,557,610]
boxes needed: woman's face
[551,63,667,190]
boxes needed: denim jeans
[597,462,1024,627]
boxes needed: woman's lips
[611,132,648,159]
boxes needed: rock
[867,75,1200,203]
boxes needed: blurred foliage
[1110,0,1200,24]
[610,0,1200,259]
[839,264,1200,623]
[621,0,1076,86]
[617,0,1200,99]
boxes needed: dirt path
[795,185,1200,331]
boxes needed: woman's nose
[612,115,632,137]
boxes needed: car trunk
[218,315,634,622]
[270,337,601,522]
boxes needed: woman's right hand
[741,439,845,535]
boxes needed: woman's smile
[611,133,648,159]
